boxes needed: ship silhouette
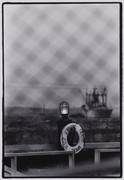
[79,87,113,118]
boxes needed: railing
[4,165,25,177]
[4,150,75,177]
[47,157,120,177]
[4,142,120,177]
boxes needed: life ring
[60,123,85,154]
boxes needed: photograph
[2,2,122,177]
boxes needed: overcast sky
[4,3,120,108]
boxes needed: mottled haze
[4,4,120,108]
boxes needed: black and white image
[3,2,122,177]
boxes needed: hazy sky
[4,3,120,108]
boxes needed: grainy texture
[4,107,120,145]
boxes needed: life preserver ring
[60,123,85,154]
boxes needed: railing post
[11,156,17,176]
[94,149,100,164]
[69,152,75,168]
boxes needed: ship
[79,87,113,118]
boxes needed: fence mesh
[4,3,120,110]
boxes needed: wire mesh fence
[3,4,121,177]
[4,3,120,111]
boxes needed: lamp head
[59,101,69,116]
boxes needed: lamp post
[57,101,72,149]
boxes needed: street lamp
[59,101,69,115]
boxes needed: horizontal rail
[4,142,120,153]
[84,142,120,149]
[95,148,120,153]
[4,150,74,157]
